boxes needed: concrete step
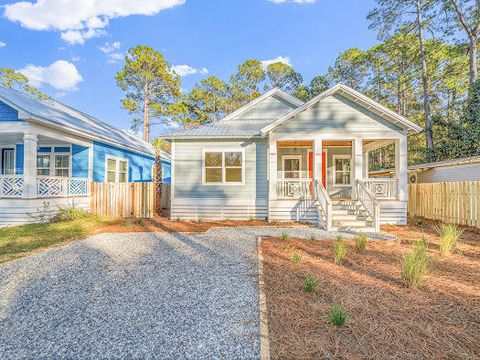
[331,226,377,233]
[332,214,371,221]
[333,219,373,227]
[332,208,368,216]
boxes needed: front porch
[268,137,408,232]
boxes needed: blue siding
[38,147,51,153]
[55,146,70,152]
[92,141,154,182]
[15,144,24,174]
[0,101,19,121]
[162,160,171,183]
[72,144,89,178]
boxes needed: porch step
[331,226,377,233]
[332,213,370,221]
[333,219,373,227]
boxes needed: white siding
[416,163,480,183]
[236,95,297,121]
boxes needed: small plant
[329,304,348,327]
[355,234,369,252]
[334,236,347,264]
[27,201,51,223]
[291,252,302,264]
[435,223,463,256]
[133,218,143,225]
[416,218,423,226]
[401,237,429,288]
[175,217,180,222]
[309,234,316,241]
[280,232,289,241]
[304,275,317,292]
[50,202,88,223]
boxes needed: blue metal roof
[0,86,154,156]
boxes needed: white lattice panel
[0,176,23,197]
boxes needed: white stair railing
[0,176,24,197]
[355,179,380,232]
[313,179,332,231]
[276,179,313,199]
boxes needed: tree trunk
[469,35,478,86]
[143,83,150,143]
[416,0,434,149]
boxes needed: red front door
[308,150,327,187]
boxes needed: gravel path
[0,226,390,359]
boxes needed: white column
[268,134,277,202]
[314,138,322,181]
[353,138,363,197]
[363,150,369,179]
[395,136,408,201]
[23,133,38,198]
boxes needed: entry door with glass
[2,149,14,175]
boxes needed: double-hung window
[36,146,71,177]
[333,155,351,185]
[37,154,51,176]
[106,156,128,183]
[55,154,70,177]
[203,149,244,185]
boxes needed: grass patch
[303,275,317,292]
[334,236,347,264]
[435,223,463,256]
[291,252,302,264]
[0,215,115,263]
[401,237,430,288]
[280,231,289,241]
[355,234,369,252]
[329,304,348,327]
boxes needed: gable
[235,94,298,121]
[0,101,19,121]
[273,94,405,136]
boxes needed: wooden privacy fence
[91,182,154,218]
[408,182,480,228]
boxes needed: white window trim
[0,146,16,175]
[282,155,303,179]
[332,154,352,186]
[202,148,245,186]
[105,155,129,183]
[36,144,72,178]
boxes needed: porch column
[353,138,363,197]
[395,136,408,201]
[268,134,277,201]
[23,133,37,198]
[363,150,369,178]
[314,138,322,181]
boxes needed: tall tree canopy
[0,67,47,99]
[115,46,181,142]
[265,62,303,93]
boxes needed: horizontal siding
[173,139,268,199]
[379,200,407,225]
[0,197,90,227]
[274,94,404,136]
[269,200,318,224]
[0,101,20,121]
[236,95,297,121]
[417,164,480,183]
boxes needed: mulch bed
[261,218,480,359]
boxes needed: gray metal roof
[409,156,480,170]
[0,86,154,156]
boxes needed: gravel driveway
[0,226,363,359]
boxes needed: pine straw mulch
[261,218,480,360]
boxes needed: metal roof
[0,86,154,156]
[409,156,480,170]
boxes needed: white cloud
[4,0,186,44]
[267,0,315,3]
[172,64,209,77]
[0,42,6,48]
[261,56,292,68]
[98,41,123,63]
[18,60,83,91]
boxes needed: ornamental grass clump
[334,236,347,264]
[355,234,369,252]
[401,237,429,288]
[435,223,463,256]
[303,275,317,293]
[291,252,302,264]
[329,304,348,327]
[280,232,289,241]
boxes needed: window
[55,154,70,177]
[36,146,71,177]
[282,155,302,179]
[105,156,128,183]
[37,155,51,176]
[333,155,351,185]
[2,149,14,175]
[203,149,244,184]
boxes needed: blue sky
[0,0,379,138]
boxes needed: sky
[0,0,379,138]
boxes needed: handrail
[313,179,332,231]
[355,179,380,232]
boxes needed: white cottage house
[162,84,422,232]
[0,86,172,226]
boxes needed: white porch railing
[362,178,398,199]
[37,177,90,197]
[313,179,332,231]
[0,176,24,198]
[276,179,313,199]
[355,179,380,232]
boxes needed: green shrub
[416,218,423,226]
[355,234,369,252]
[329,304,348,327]
[50,204,89,223]
[304,275,317,292]
[401,237,430,288]
[435,223,463,256]
[334,236,347,264]
[292,252,302,264]
[280,232,289,241]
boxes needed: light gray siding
[273,94,404,136]
[416,163,480,183]
[236,95,297,121]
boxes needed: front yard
[261,220,480,359]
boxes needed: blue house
[0,86,170,226]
